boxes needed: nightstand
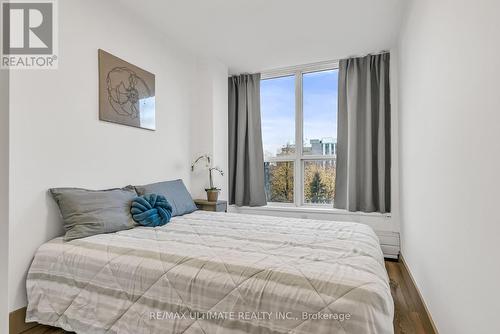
[194,199,228,212]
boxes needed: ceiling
[118,0,404,74]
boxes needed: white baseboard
[377,231,400,258]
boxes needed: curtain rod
[344,49,390,60]
[229,50,390,77]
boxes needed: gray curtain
[228,73,267,206]
[334,53,391,213]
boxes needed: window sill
[229,204,391,218]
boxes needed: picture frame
[98,49,156,130]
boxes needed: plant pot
[206,189,219,202]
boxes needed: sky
[261,69,338,158]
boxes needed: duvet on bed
[26,211,394,334]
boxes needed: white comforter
[27,211,394,333]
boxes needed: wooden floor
[385,260,436,334]
[19,260,435,334]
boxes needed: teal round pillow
[130,194,172,227]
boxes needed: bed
[26,211,394,334]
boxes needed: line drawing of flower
[106,66,152,119]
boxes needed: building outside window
[261,64,338,206]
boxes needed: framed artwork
[98,49,156,130]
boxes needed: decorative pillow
[134,179,197,216]
[50,186,137,241]
[130,194,172,227]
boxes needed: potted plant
[191,154,224,202]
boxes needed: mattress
[26,211,394,334]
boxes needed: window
[261,64,338,206]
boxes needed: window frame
[261,60,339,208]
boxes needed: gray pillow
[134,179,197,217]
[50,186,137,241]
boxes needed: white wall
[190,59,228,200]
[8,0,204,311]
[398,0,500,333]
[0,68,9,334]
